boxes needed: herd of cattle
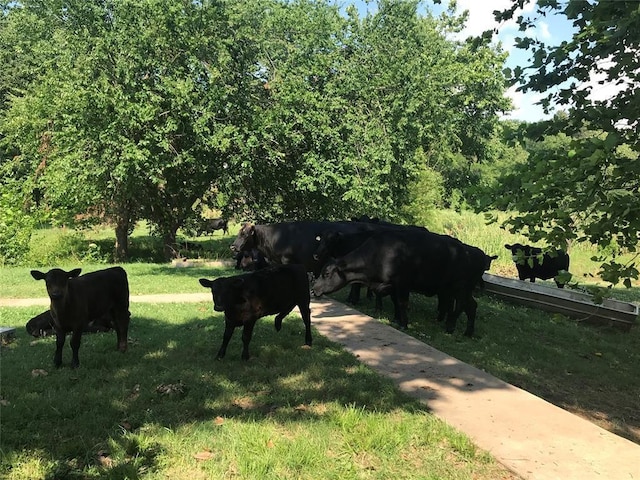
[26,218,571,367]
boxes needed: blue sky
[339,0,577,123]
[443,0,576,122]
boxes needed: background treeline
[0,0,638,287]
[0,0,510,261]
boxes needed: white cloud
[580,57,632,104]
[501,85,551,122]
[538,20,551,40]
[453,0,536,38]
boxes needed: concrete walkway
[309,298,640,480]
[4,293,639,479]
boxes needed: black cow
[464,245,499,290]
[312,229,491,336]
[230,220,385,276]
[314,230,388,307]
[504,243,570,288]
[26,310,114,337]
[435,243,497,324]
[313,225,430,307]
[234,248,268,271]
[30,267,130,368]
[199,217,229,236]
[199,264,312,360]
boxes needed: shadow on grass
[92,234,237,264]
[0,304,431,478]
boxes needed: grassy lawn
[2,213,639,477]
[0,302,514,480]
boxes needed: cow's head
[313,230,342,263]
[311,260,347,297]
[199,277,245,312]
[230,223,255,253]
[237,249,264,271]
[31,268,82,301]
[504,243,527,263]
[504,243,525,253]
[484,254,499,271]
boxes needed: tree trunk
[162,228,179,261]
[114,218,130,262]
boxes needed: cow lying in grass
[30,267,131,368]
[199,264,312,360]
[26,310,113,337]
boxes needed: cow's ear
[31,270,46,281]
[249,225,256,236]
[490,255,498,260]
[68,268,82,278]
[504,244,512,250]
[199,278,213,288]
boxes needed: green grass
[1,263,235,299]
[2,211,639,477]
[24,221,240,266]
[0,303,511,480]
[428,209,639,288]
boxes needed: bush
[26,229,110,266]
[402,159,445,227]
[0,190,34,266]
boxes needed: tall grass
[425,210,637,288]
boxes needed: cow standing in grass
[504,243,570,288]
[312,229,492,336]
[30,267,131,368]
[199,218,229,236]
[199,264,312,360]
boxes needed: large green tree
[1,0,251,260]
[482,0,640,286]
[222,0,509,222]
[1,0,510,262]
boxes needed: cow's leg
[53,330,66,368]
[240,321,256,360]
[394,289,410,329]
[217,322,235,360]
[462,294,478,337]
[436,294,452,323]
[346,284,362,305]
[446,291,475,335]
[442,293,460,334]
[297,302,313,347]
[114,309,130,352]
[69,328,83,368]
[374,292,383,312]
[389,291,402,324]
[274,305,295,331]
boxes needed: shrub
[0,190,34,266]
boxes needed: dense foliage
[0,0,508,262]
[480,0,640,286]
